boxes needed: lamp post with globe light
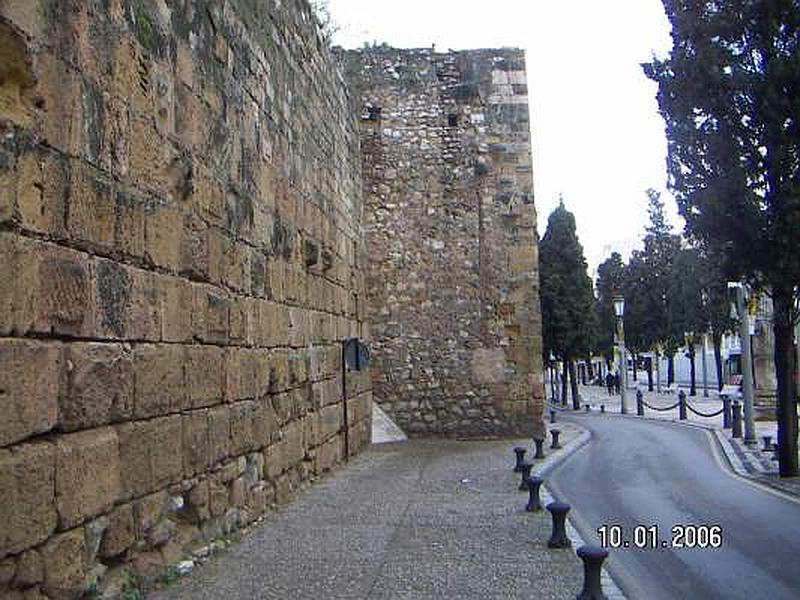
[613,295,628,414]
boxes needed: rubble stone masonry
[340,47,545,438]
[0,0,370,597]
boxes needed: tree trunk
[569,359,580,410]
[689,346,697,396]
[773,285,798,477]
[632,353,638,381]
[586,357,594,381]
[713,332,724,391]
[561,360,569,406]
[647,357,654,392]
[667,353,675,386]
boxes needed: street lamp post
[728,282,756,445]
[613,295,628,414]
[701,333,709,398]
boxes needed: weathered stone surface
[41,528,86,600]
[62,343,133,431]
[14,548,43,588]
[55,428,121,529]
[186,346,225,408]
[100,504,135,559]
[133,344,187,418]
[182,410,210,476]
[116,416,183,499]
[1,0,373,587]
[0,443,56,558]
[0,339,61,447]
[34,244,94,337]
[341,46,541,437]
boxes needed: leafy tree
[540,200,596,409]
[624,190,682,386]
[646,0,800,475]
[698,253,738,392]
[594,252,626,366]
[668,247,707,395]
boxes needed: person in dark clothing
[614,371,621,395]
[606,372,614,396]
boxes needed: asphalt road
[548,414,800,600]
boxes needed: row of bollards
[512,446,611,599]
[513,429,562,472]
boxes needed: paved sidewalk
[158,426,614,600]
[556,384,800,499]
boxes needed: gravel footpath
[159,429,597,600]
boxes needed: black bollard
[525,476,544,512]
[636,389,644,417]
[678,390,687,420]
[519,461,533,491]
[722,397,731,429]
[732,401,742,438]
[576,545,609,600]
[513,447,526,472]
[600,405,605,413]
[584,404,590,412]
[550,409,557,424]
[533,437,545,459]
[546,501,571,548]
[550,429,561,450]
[762,435,773,453]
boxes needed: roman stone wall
[0,1,369,597]
[340,47,545,438]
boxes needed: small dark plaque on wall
[344,338,370,371]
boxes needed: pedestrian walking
[614,371,621,395]
[605,372,614,396]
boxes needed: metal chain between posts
[685,402,725,418]
[641,399,681,412]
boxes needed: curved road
[548,414,800,600]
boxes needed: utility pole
[701,334,709,397]
[730,282,756,445]
[613,296,628,414]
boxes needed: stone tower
[340,46,546,438]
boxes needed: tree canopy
[539,200,595,363]
[645,0,800,476]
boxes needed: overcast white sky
[327,0,683,277]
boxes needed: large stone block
[67,163,116,251]
[157,274,192,343]
[186,345,224,408]
[225,348,258,402]
[133,344,187,418]
[229,401,257,455]
[182,410,210,477]
[100,503,135,559]
[41,528,86,600]
[207,405,231,466]
[114,191,147,258]
[16,149,68,237]
[0,338,61,447]
[34,243,94,337]
[191,284,229,344]
[55,428,121,529]
[145,202,183,272]
[33,51,84,156]
[116,416,183,499]
[0,443,56,559]
[62,342,133,431]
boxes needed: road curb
[535,417,628,599]
[557,403,800,506]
